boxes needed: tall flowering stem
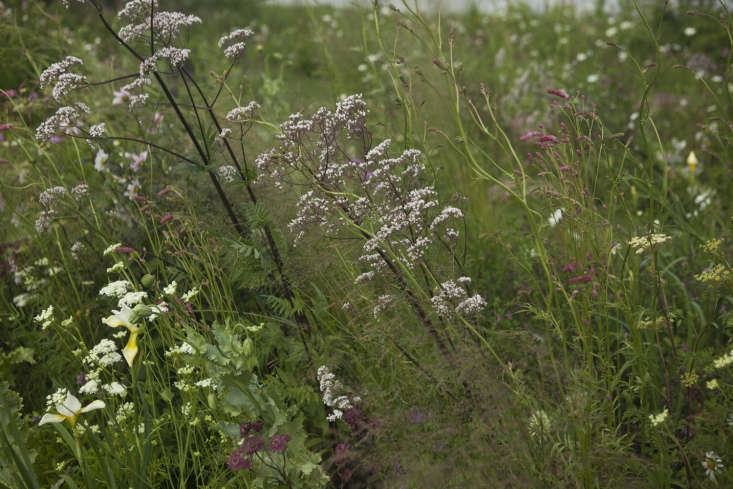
[255,95,489,371]
[40,1,314,353]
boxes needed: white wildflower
[181,287,199,302]
[103,243,122,255]
[649,408,669,427]
[118,291,147,308]
[79,379,99,395]
[702,451,723,481]
[34,305,54,330]
[103,382,127,397]
[99,280,132,298]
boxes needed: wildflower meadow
[1,0,732,487]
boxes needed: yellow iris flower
[102,305,140,367]
[686,151,698,175]
[38,391,105,426]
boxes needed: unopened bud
[141,274,155,288]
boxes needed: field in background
[1,1,732,488]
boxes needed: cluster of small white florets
[255,94,484,316]
[39,186,67,208]
[45,387,69,412]
[35,210,56,234]
[139,47,191,77]
[35,103,89,140]
[119,10,201,43]
[218,165,238,183]
[118,76,151,109]
[40,56,86,103]
[83,338,123,369]
[118,0,158,20]
[628,233,672,254]
[99,280,132,298]
[89,123,106,137]
[218,28,254,58]
[317,366,358,422]
[430,277,486,317]
[225,101,261,122]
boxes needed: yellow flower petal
[122,331,139,367]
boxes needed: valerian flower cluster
[255,94,485,318]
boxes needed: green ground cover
[1,0,732,487]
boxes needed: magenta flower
[547,88,570,99]
[343,407,366,431]
[240,436,264,455]
[519,130,541,141]
[269,434,291,452]
[227,451,252,471]
[333,443,350,463]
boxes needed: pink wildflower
[547,88,570,99]
[520,130,541,141]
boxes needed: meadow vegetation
[0,0,732,487]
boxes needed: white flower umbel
[38,391,105,426]
[84,338,123,367]
[628,233,672,254]
[99,280,132,298]
[225,101,261,122]
[102,382,127,397]
[118,291,148,308]
[34,305,54,330]
[35,103,89,141]
[649,409,669,427]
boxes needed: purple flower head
[252,421,264,432]
[240,436,264,455]
[519,130,541,141]
[227,451,252,471]
[239,421,253,437]
[342,407,365,431]
[333,443,350,464]
[76,373,87,385]
[547,88,570,99]
[539,135,559,144]
[115,246,135,254]
[159,213,175,225]
[269,434,292,452]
